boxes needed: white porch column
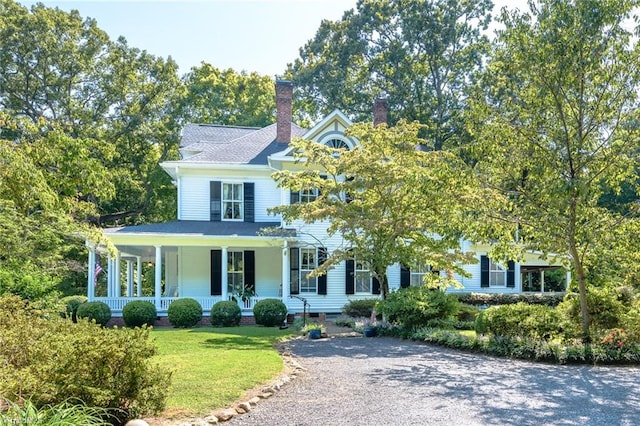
[136,256,142,297]
[87,246,96,301]
[221,246,228,301]
[281,241,290,306]
[515,262,521,292]
[154,246,162,310]
[107,257,114,297]
[114,251,121,298]
[126,260,134,297]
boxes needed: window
[300,248,317,293]
[355,259,371,293]
[325,138,350,149]
[489,259,506,287]
[300,188,319,203]
[410,264,429,286]
[223,183,243,220]
[228,251,244,294]
[521,267,566,293]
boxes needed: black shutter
[245,250,255,291]
[244,183,254,223]
[480,255,489,288]
[290,190,299,205]
[507,260,515,288]
[210,181,221,221]
[345,259,355,295]
[400,264,410,288]
[317,247,327,295]
[211,250,222,296]
[290,248,299,295]
[372,276,380,295]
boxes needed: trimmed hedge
[210,300,241,327]
[60,295,87,323]
[475,302,560,340]
[167,298,203,328]
[454,292,565,307]
[378,286,461,329]
[76,301,112,326]
[122,300,157,327]
[253,299,287,327]
[342,299,379,318]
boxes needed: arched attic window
[325,138,350,149]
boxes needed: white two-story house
[85,80,569,318]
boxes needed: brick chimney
[373,96,388,126]
[275,79,293,143]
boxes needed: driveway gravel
[228,336,640,426]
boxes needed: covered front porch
[87,220,298,317]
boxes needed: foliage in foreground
[0,295,171,422]
[0,398,115,426]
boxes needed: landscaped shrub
[122,300,157,327]
[0,294,171,422]
[454,292,564,307]
[60,295,87,323]
[557,287,625,338]
[253,298,287,327]
[475,302,560,340]
[342,299,379,318]
[76,301,111,326]
[167,298,202,328]
[377,286,461,329]
[210,300,241,327]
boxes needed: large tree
[180,63,276,128]
[288,0,493,149]
[470,0,640,340]
[271,121,504,298]
[0,0,182,227]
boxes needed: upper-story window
[223,183,243,220]
[325,138,350,149]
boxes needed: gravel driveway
[229,336,640,426]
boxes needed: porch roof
[104,220,291,237]
[102,221,297,259]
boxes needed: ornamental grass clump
[210,300,241,327]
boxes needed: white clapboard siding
[179,176,210,221]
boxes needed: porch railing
[94,296,271,314]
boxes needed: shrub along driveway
[229,336,640,425]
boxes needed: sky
[18,0,529,77]
[18,0,359,76]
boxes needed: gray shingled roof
[104,220,293,237]
[179,122,307,165]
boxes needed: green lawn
[152,326,294,417]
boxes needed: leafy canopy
[271,121,504,297]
